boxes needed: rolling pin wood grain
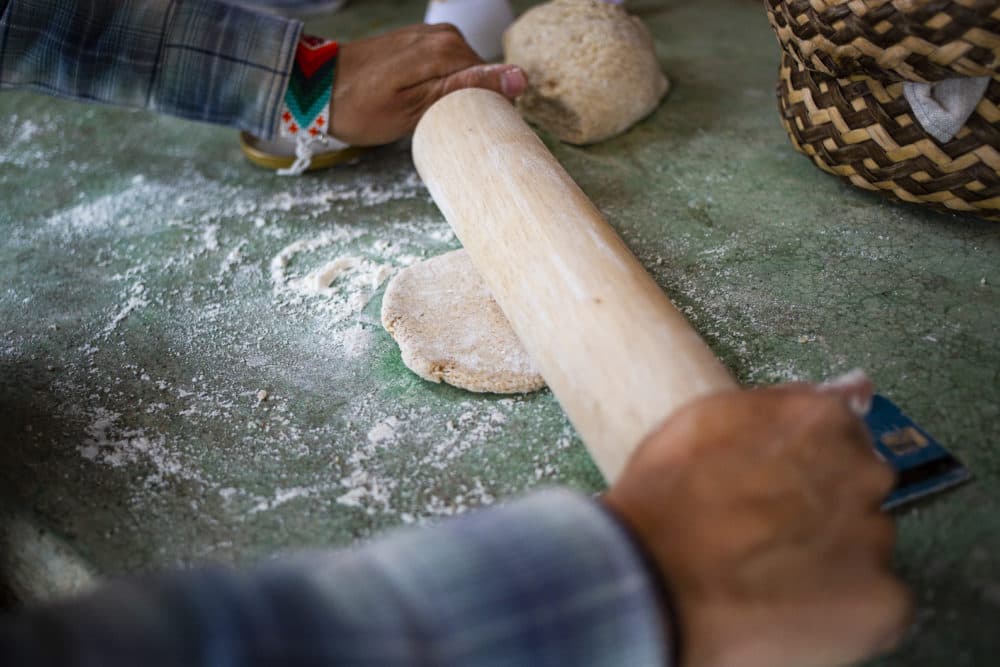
[412,89,736,482]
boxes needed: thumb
[817,369,874,417]
[439,64,528,99]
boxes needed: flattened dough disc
[381,249,546,394]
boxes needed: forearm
[0,490,671,666]
[0,0,301,137]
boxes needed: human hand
[330,24,528,145]
[603,384,913,667]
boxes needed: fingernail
[501,67,527,98]
[818,369,874,416]
[821,368,870,390]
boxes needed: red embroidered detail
[295,40,340,79]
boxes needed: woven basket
[766,0,1000,83]
[777,52,1000,217]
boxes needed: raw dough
[503,0,669,145]
[380,249,545,394]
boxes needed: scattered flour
[2,115,52,167]
[101,282,148,337]
[269,229,362,287]
[300,256,392,306]
[5,105,993,580]
[366,416,400,444]
[269,232,399,321]
[79,407,202,487]
[7,148,559,533]
[248,485,325,515]
[219,240,248,276]
[341,324,374,358]
[201,224,220,253]
[325,397,555,520]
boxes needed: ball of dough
[380,249,545,394]
[503,0,669,145]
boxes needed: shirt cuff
[152,1,302,139]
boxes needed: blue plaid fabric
[0,0,302,138]
[0,490,671,666]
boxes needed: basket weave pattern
[769,0,1000,218]
[777,53,1000,217]
[766,0,1000,83]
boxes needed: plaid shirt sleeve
[0,0,302,138]
[0,490,673,666]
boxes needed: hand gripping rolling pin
[412,89,736,482]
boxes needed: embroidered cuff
[278,34,346,174]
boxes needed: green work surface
[1,0,998,663]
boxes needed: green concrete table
[1,0,998,663]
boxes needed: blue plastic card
[865,394,972,510]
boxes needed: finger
[439,64,528,99]
[858,455,897,505]
[818,368,874,416]
[392,27,483,88]
[748,381,815,395]
[825,405,888,490]
[861,513,898,561]
[751,371,874,417]
[399,64,525,129]
[837,402,878,453]
[760,387,868,444]
[801,389,875,452]
[423,21,466,36]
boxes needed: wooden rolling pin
[412,89,737,482]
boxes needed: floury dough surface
[503,0,669,145]
[381,250,546,394]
